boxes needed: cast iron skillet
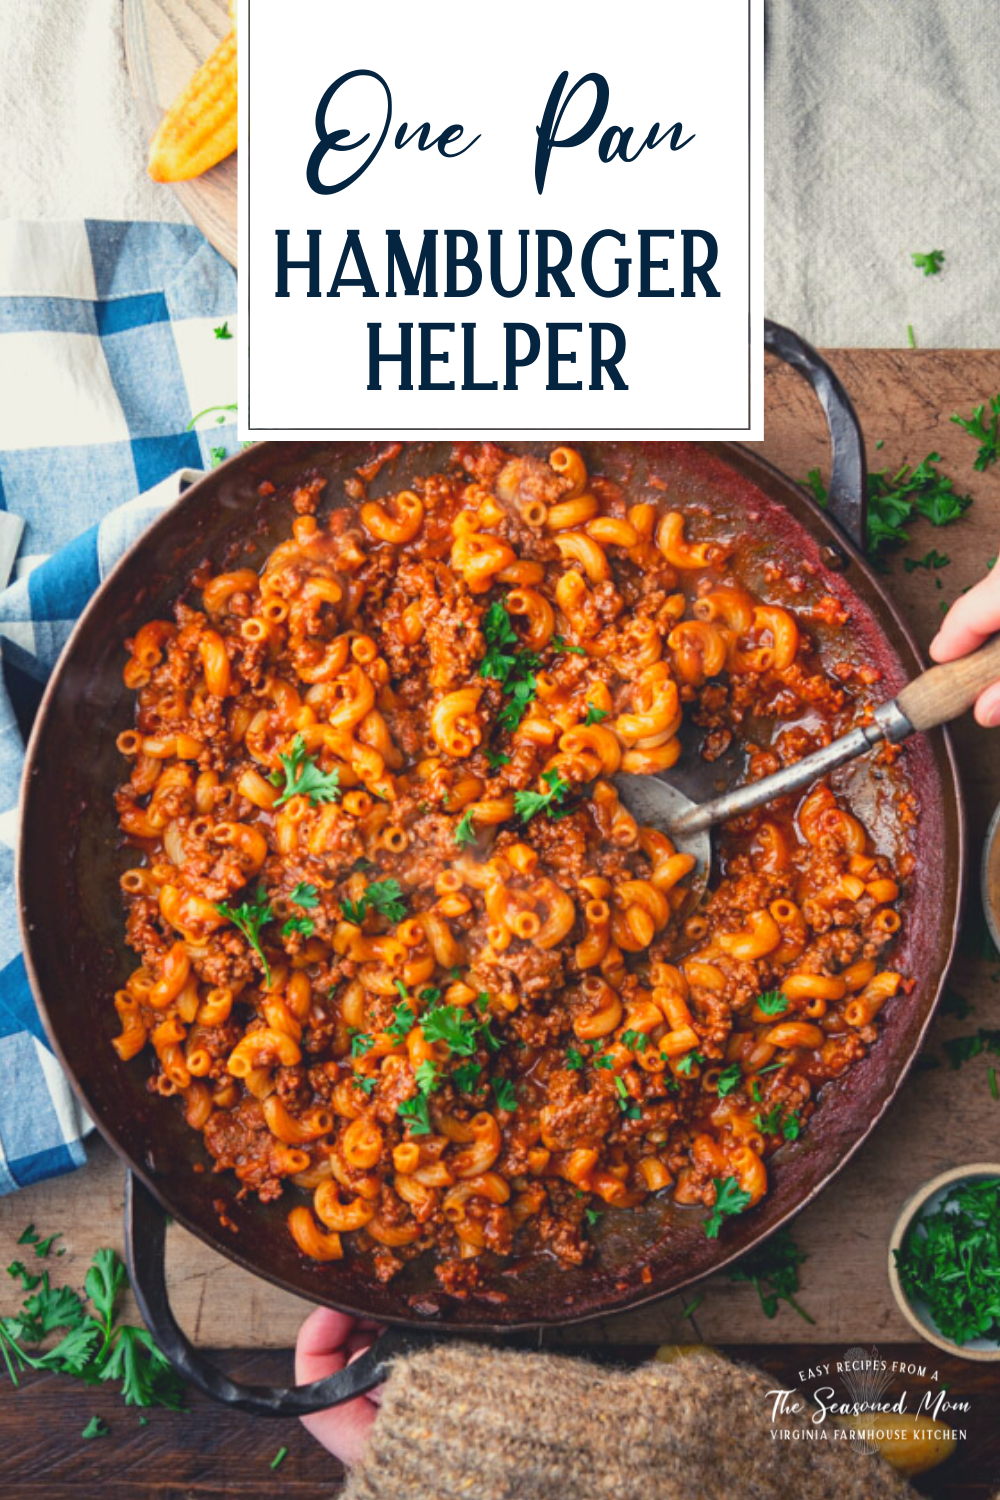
[17,323,965,1414]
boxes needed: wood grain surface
[3,349,1000,1366]
[1,1344,997,1499]
[124,0,237,266]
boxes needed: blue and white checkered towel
[0,220,237,1193]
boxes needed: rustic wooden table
[4,348,1000,1496]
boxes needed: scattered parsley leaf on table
[801,468,828,508]
[904,549,950,573]
[214,321,233,339]
[81,1416,109,1440]
[950,395,1000,472]
[911,250,945,277]
[730,1228,814,1322]
[0,1243,184,1410]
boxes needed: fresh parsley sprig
[215,886,273,986]
[0,1244,184,1410]
[271,733,341,807]
[704,1176,752,1239]
[341,878,407,926]
[513,769,571,824]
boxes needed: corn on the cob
[148,29,237,183]
[833,1412,957,1477]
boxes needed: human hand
[295,1308,382,1464]
[929,563,1000,726]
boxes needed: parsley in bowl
[889,1164,1000,1360]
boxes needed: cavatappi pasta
[112,445,912,1291]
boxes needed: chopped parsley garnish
[485,748,511,769]
[715,1062,743,1098]
[911,250,945,277]
[475,991,491,1013]
[951,395,1000,472]
[270,1447,289,1471]
[385,1000,417,1044]
[210,446,228,468]
[452,1061,482,1093]
[397,1095,432,1135]
[282,915,315,940]
[755,990,788,1017]
[566,1047,585,1070]
[454,809,477,846]
[621,1029,649,1054]
[414,1060,440,1096]
[341,878,407,926]
[491,1076,518,1112]
[592,1052,614,1071]
[584,703,609,725]
[675,1050,705,1076]
[551,635,586,655]
[513,769,571,823]
[479,601,541,731]
[753,1105,784,1135]
[271,734,341,807]
[289,882,320,908]
[215,886,273,986]
[704,1176,752,1239]
[350,1031,375,1058]
[0,1243,184,1409]
[214,320,234,339]
[353,1075,376,1095]
[894,1178,1000,1345]
[782,1110,802,1142]
[421,1003,480,1056]
[730,1228,814,1322]
[614,1076,641,1118]
[585,1207,603,1227]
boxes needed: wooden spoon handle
[896,634,1000,732]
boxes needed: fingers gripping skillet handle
[896,633,1000,733]
[124,1172,431,1415]
[763,320,867,552]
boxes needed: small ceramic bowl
[888,1163,1000,1362]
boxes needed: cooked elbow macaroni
[112,445,911,1288]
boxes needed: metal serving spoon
[615,632,1000,892]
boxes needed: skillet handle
[763,319,867,553]
[124,1172,432,1416]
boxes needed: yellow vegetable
[653,1343,720,1364]
[148,30,237,183]
[834,1411,956,1477]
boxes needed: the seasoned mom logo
[766,1346,970,1451]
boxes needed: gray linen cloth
[766,0,1000,346]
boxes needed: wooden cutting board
[124,0,237,266]
[3,348,1000,1354]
